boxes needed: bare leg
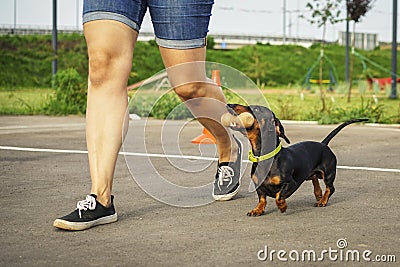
[84,20,137,206]
[159,47,237,162]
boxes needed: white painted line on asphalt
[337,165,400,173]
[0,145,88,154]
[0,123,85,130]
[0,145,217,161]
[2,145,400,174]
[122,150,217,161]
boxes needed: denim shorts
[83,0,214,49]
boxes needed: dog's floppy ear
[274,117,290,144]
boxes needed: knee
[174,82,206,101]
[88,50,131,89]
[88,51,113,87]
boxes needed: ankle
[219,140,239,163]
[91,191,111,207]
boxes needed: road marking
[0,123,85,130]
[1,145,400,174]
[0,146,88,154]
[337,165,400,173]
[0,145,217,161]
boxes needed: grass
[1,34,397,89]
[0,88,54,115]
[222,85,400,124]
[265,90,400,123]
[265,90,400,124]
[1,87,399,124]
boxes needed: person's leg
[53,20,137,231]
[84,20,137,207]
[159,47,238,163]
[150,0,243,200]
[159,47,243,201]
[53,0,150,230]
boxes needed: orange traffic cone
[191,70,221,144]
[211,69,221,86]
[191,128,216,144]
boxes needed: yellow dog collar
[248,143,282,163]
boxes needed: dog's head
[223,104,290,145]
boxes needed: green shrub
[128,94,158,117]
[150,93,193,120]
[129,92,193,120]
[222,88,248,105]
[308,97,384,124]
[206,36,215,49]
[274,96,299,120]
[42,68,87,115]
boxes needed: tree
[304,0,343,111]
[347,0,374,102]
[245,46,274,88]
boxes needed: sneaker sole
[212,185,240,201]
[53,213,118,231]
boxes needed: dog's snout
[226,104,252,115]
[227,104,238,112]
[226,105,236,115]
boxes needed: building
[338,31,379,51]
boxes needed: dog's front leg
[276,179,300,213]
[247,191,266,216]
[275,192,287,213]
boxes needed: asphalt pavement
[0,115,399,266]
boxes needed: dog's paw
[278,205,287,213]
[247,209,264,216]
[276,199,287,213]
[314,201,327,207]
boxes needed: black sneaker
[212,135,243,201]
[53,194,117,231]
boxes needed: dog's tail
[321,119,368,145]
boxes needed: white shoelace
[217,166,235,191]
[76,195,96,218]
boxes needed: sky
[0,0,397,42]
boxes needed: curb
[280,120,400,128]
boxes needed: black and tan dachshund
[224,104,367,216]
